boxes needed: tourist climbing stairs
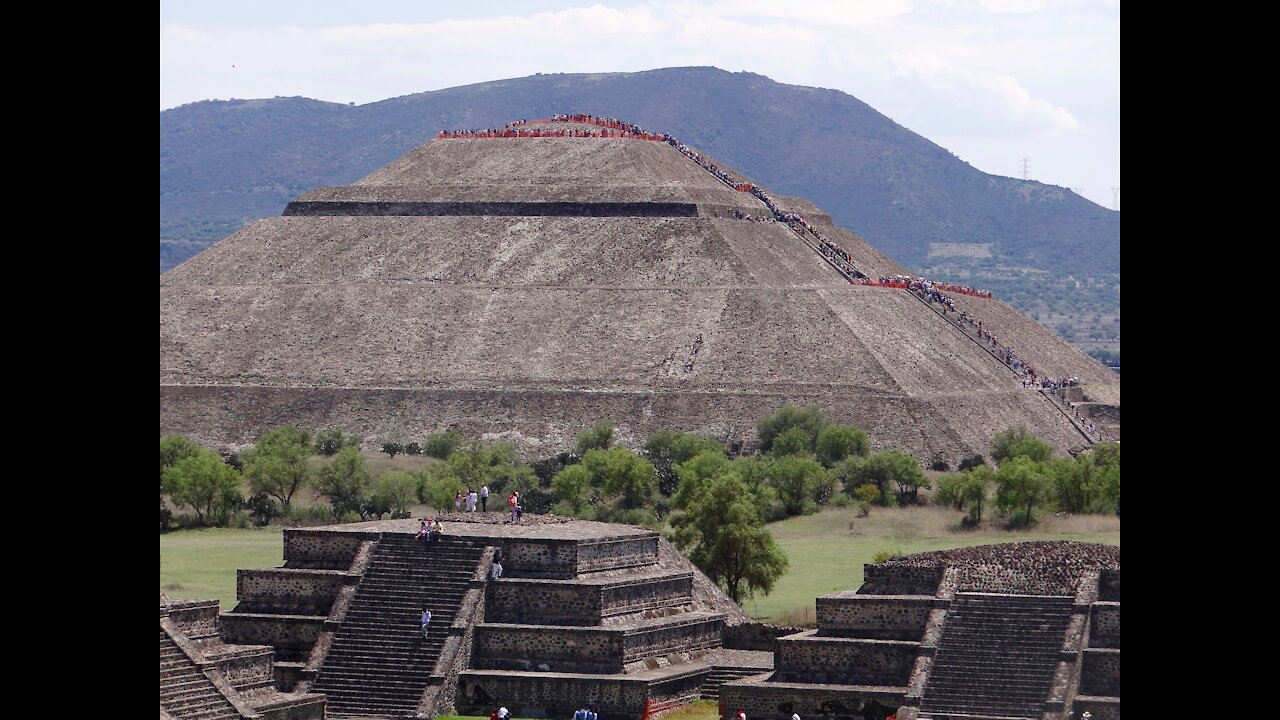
[920,593,1073,720]
[313,534,486,717]
[159,628,242,720]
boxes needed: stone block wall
[221,614,324,662]
[458,666,706,720]
[474,624,622,673]
[815,595,935,640]
[474,615,722,673]
[486,582,602,625]
[1080,648,1120,696]
[236,568,350,614]
[166,600,221,638]
[1089,602,1120,648]
[284,530,373,569]
[621,615,723,662]
[602,574,692,615]
[504,539,580,579]
[1098,569,1121,601]
[773,632,917,686]
[858,565,944,596]
[577,535,660,573]
[486,573,693,625]
[721,677,906,720]
[721,622,805,651]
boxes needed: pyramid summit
[160,115,1119,457]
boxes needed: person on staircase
[420,607,431,639]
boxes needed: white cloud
[159,0,1118,207]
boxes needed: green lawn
[746,505,1120,623]
[160,526,285,610]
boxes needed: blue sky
[160,0,1119,209]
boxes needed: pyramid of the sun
[160,119,1120,458]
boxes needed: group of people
[438,115,670,142]
[414,517,444,544]
[454,486,491,512]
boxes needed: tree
[381,442,403,459]
[766,455,828,515]
[1049,442,1120,514]
[575,420,616,455]
[581,447,657,510]
[373,470,418,518]
[163,448,243,525]
[958,454,987,472]
[991,426,1053,464]
[770,427,812,458]
[313,427,355,456]
[242,424,312,513]
[670,474,789,603]
[936,466,995,525]
[314,447,372,518]
[815,424,870,467]
[551,464,592,514]
[644,429,725,496]
[417,464,459,514]
[996,456,1051,527]
[160,434,201,481]
[840,451,930,505]
[757,405,827,454]
[424,430,463,460]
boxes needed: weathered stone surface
[161,124,1115,456]
[815,594,934,640]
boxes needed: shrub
[872,548,902,564]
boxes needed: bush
[872,548,902,564]
[381,442,404,459]
[246,492,282,526]
[575,420,616,455]
[930,459,951,472]
[958,454,986,472]
[313,427,356,456]
[830,493,851,508]
[757,405,827,454]
[403,442,422,456]
[286,504,335,525]
[854,483,879,516]
[424,430,463,460]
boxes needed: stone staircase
[313,535,487,717]
[700,668,766,700]
[920,593,1074,719]
[160,629,242,720]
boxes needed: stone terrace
[721,541,1120,720]
[160,594,325,720]
[223,516,769,719]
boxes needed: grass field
[159,506,1119,618]
[160,527,285,609]
[747,505,1120,623]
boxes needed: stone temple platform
[209,515,775,720]
[721,541,1120,720]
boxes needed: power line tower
[1020,157,1031,180]
[1111,187,1120,210]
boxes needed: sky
[159,0,1119,210]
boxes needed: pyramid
[160,117,1120,458]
